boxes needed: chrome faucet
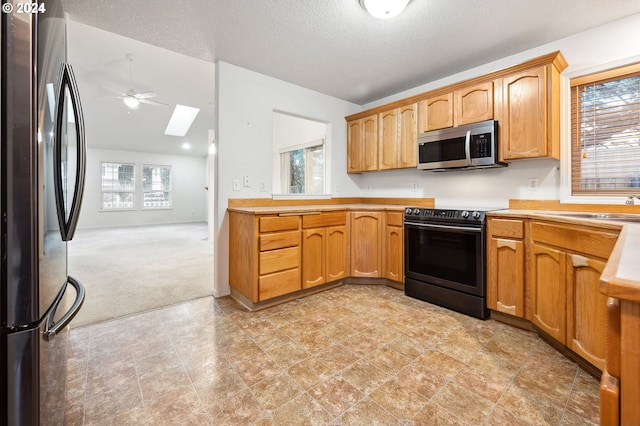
[625,195,640,205]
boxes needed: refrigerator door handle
[43,276,85,341]
[54,63,86,242]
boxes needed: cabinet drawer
[489,218,524,239]
[259,246,300,275]
[259,215,300,233]
[259,268,300,301]
[302,211,347,228]
[386,211,404,227]
[531,222,618,259]
[259,230,299,251]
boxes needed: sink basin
[546,212,640,223]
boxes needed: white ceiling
[60,1,640,157]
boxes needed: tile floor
[63,285,600,425]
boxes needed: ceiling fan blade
[135,92,157,99]
[139,98,169,107]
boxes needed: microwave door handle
[464,130,472,165]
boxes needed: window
[570,64,640,195]
[142,165,172,208]
[280,140,325,194]
[101,162,136,209]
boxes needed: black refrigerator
[1,1,87,424]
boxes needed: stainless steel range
[403,207,489,319]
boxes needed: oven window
[406,225,482,293]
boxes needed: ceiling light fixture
[360,0,411,19]
[123,94,140,110]
[181,142,191,150]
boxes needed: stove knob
[472,211,481,219]
[405,208,412,215]
[461,210,470,218]
[412,208,421,215]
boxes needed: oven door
[404,221,485,296]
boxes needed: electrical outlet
[334,184,340,193]
[528,178,539,191]
[243,175,250,187]
[233,179,240,191]
[367,184,372,191]
[411,182,418,192]
[260,180,267,192]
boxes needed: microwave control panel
[470,133,492,158]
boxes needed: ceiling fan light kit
[123,94,140,109]
[360,0,411,19]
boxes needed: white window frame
[279,139,326,195]
[100,161,136,211]
[141,164,173,209]
[561,55,640,204]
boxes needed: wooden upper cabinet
[347,114,378,173]
[455,81,494,126]
[378,109,398,170]
[378,104,417,170]
[398,104,418,168]
[496,62,562,161]
[347,119,363,173]
[418,93,453,132]
[362,115,378,171]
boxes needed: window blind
[570,64,640,195]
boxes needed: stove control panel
[404,208,486,223]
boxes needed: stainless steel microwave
[417,119,506,171]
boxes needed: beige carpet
[68,222,213,328]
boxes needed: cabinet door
[530,243,566,343]
[384,224,403,282]
[326,225,348,282]
[418,93,453,132]
[566,254,607,370]
[362,115,378,171]
[378,109,398,170]
[350,212,382,277]
[347,119,363,173]
[397,104,417,168]
[302,228,326,288]
[487,237,525,317]
[455,81,494,126]
[500,66,547,160]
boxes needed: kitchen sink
[546,212,640,223]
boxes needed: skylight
[164,104,200,137]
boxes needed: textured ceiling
[61,0,640,105]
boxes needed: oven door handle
[404,221,483,233]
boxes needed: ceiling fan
[110,54,168,110]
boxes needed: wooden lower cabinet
[326,226,348,282]
[301,211,348,289]
[384,212,403,283]
[301,225,348,288]
[350,211,382,277]
[566,254,608,370]
[528,221,619,370]
[487,218,525,317]
[530,242,567,343]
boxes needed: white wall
[213,13,640,296]
[215,62,361,296]
[78,147,207,229]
